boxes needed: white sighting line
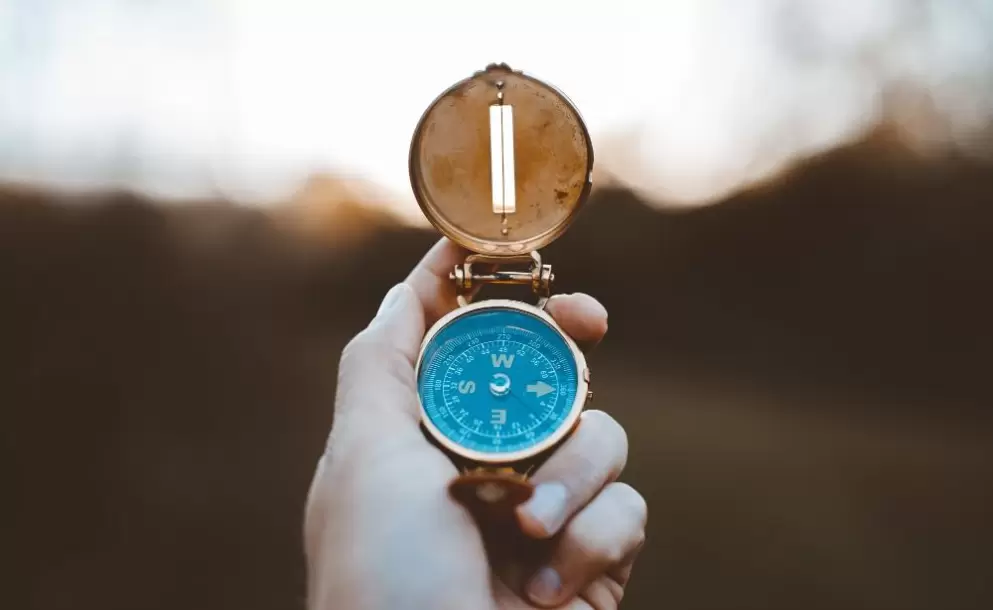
[489,104,516,214]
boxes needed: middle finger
[516,409,629,538]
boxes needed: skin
[304,238,648,610]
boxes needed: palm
[364,434,556,610]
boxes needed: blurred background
[2,1,992,609]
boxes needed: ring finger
[526,482,648,608]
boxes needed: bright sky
[0,0,990,222]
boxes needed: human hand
[304,239,647,610]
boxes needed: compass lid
[409,64,593,256]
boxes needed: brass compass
[411,63,594,518]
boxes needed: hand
[304,239,647,610]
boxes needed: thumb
[334,282,426,426]
[308,283,427,555]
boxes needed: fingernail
[376,283,408,318]
[527,566,562,605]
[521,482,568,535]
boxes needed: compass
[411,64,594,514]
[418,301,585,461]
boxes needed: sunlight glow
[0,0,989,220]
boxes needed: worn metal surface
[410,64,593,255]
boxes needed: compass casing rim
[414,299,589,464]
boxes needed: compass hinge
[451,251,553,301]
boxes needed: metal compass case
[410,63,595,520]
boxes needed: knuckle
[611,482,648,527]
[601,537,628,566]
[567,490,647,567]
[583,410,628,448]
[338,330,378,370]
[337,329,415,397]
[575,525,626,566]
[581,410,629,472]
[544,411,631,501]
[633,528,647,553]
[382,343,416,386]
[568,510,626,566]
[340,330,406,376]
[564,451,605,495]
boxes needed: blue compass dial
[417,307,580,456]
